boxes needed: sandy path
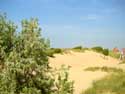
[49,50,121,94]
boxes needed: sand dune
[49,50,123,94]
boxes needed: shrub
[103,49,109,56]
[0,14,74,94]
[92,46,103,53]
[73,46,82,50]
[53,48,62,54]
[46,49,55,57]
[72,46,89,53]
[46,48,62,57]
[55,65,74,94]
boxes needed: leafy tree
[0,13,17,68]
[0,14,17,54]
[0,14,74,94]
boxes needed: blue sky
[0,0,125,48]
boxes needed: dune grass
[84,66,123,73]
[83,67,125,94]
[82,72,125,94]
[84,67,100,72]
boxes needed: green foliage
[55,65,74,94]
[72,46,89,53]
[0,14,17,54]
[0,14,73,94]
[46,48,62,57]
[0,14,17,66]
[53,48,62,54]
[92,46,103,53]
[109,51,120,59]
[82,72,125,94]
[73,46,82,50]
[102,49,109,56]
[91,47,109,57]
[46,49,55,57]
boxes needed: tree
[0,14,17,54]
[0,13,16,68]
[0,14,74,94]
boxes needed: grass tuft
[84,66,123,73]
[82,72,125,94]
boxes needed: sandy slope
[49,50,122,94]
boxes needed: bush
[73,46,82,50]
[53,48,62,54]
[72,46,89,53]
[46,48,62,57]
[55,65,74,94]
[103,49,109,56]
[46,49,55,57]
[0,14,74,94]
[92,46,103,53]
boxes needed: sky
[0,0,125,48]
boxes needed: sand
[49,50,124,94]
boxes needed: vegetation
[52,48,62,54]
[82,72,125,94]
[91,46,110,58]
[91,46,103,53]
[55,65,74,94]
[46,48,62,57]
[73,46,82,50]
[109,51,120,59]
[102,49,109,56]
[84,66,123,73]
[72,46,89,52]
[119,60,125,64]
[84,67,100,72]
[0,14,73,94]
